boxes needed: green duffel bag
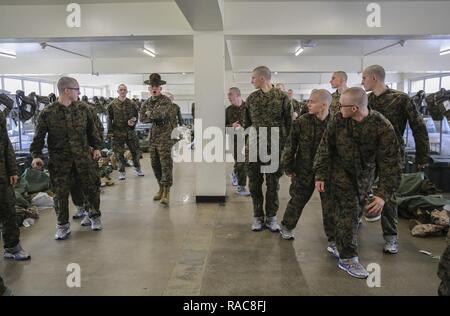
[21,168,50,194]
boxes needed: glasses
[66,87,80,91]
[339,104,356,108]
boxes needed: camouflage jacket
[83,102,104,141]
[172,103,184,126]
[313,110,402,202]
[30,101,102,165]
[330,90,341,118]
[226,102,246,127]
[107,98,139,137]
[243,87,292,156]
[368,88,429,165]
[139,94,177,141]
[282,113,329,181]
[0,112,17,182]
[291,99,308,117]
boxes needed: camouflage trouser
[371,175,398,240]
[282,177,335,242]
[233,144,247,186]
[71,161,101,214]
[0,182,20,249]
[247,162,283,218]
[150,140,174,187]
[234,161,247,187]
[49,160,101,225]
[333,185,365,260]
[438,237,450,296]
[0,275,6,295]
[381,195,398,240]
[112,133,141,172]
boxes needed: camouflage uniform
[30,101,102,226]
[0,112,20,249]
[291,98,308,117]
[172,103,184,126]
[313,110,401,259]
[107,98,141,173]
[281,114,334,242]
[330,90,341,118]
[243,87,292,218]
[226,102,247,187]
[438,229,450,296]
[140,95,177,187]
[368,88,430,241]
[71,101,104,212]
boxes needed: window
[391,82,398,90]
[410,80,424,93]
[40,82,54,96]
[3,78,22,94]
[442,76,450,90]
[84,87,94,98]
[425,77,440,93]
[23,80,40,94]
[94,88,102,96]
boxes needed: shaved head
[311,89,332,107]
[333,71,348,82]
[363,65,386,82]
[253,66,271,80]
[341,87,368,109]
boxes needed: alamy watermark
[171,119,280,173]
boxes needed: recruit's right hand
[32,158,44,170]
[232,121,242,129]
[315,181,325,193]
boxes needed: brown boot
[153,185,163,201]
[160,186,170,205]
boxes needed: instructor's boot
[160,186,170,205]
[153,185,163,201]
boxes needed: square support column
[194,31,226,202]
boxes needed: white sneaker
[326,242,340,259]
[265,216,281,232]
[280,224,295,240]
[118,172,126,180]
[135,168,145,177]
[72,206,87,219]
[91,217,103,231]
[55,223,71,240]
[230,172,238,186]
[80,215,91,226]
[236,185,251,196]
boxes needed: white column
[194,31,226,200]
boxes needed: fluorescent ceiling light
[294,47,304,56]
[0,51,16,59]
[143,48,156,57]
[440,48,450,56]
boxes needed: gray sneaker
[4,243,31,261]
[383,238,399,254]
[91,217,103,231]
[338,257,369,279]
[118,171,126,180]
[265,216,280,232]
[80,215,91,226]
[72,206,87,219]
[326,242,340,259]
[236,186,250,196]
[251,217,264,231]
[135,168,145,177]
[55,223,71,240]
[280,224,294,240]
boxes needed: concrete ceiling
[1,0,450,97]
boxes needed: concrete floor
[0,153,446,296]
